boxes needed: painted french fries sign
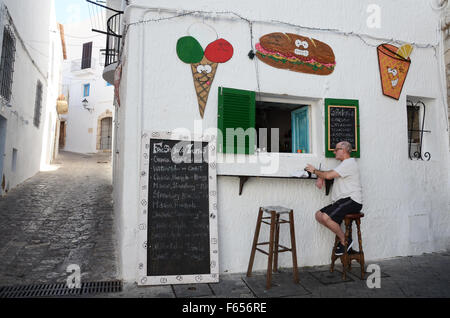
[377,43,412,100]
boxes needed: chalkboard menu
[325,99,360,158]
[137,132,219,286]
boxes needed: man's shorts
[320,197,363,225]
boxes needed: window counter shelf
[219,175,333,196]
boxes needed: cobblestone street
[0,152,449,299]
[0,151,118,287]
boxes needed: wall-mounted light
[82,98,94,113]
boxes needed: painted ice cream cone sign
[190,56,219,117]
[177,36,233,118]
[377,43,412,100]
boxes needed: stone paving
[0,151,118,286]
[97,251,450,298]
[0,151,449,298]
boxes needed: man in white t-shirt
[305,141,363,256]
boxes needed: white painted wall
[107,0,125,17]
[0,0,62,194]
[114,0,450,282]
[40,5,64,170]
[444,5,450,146]
[61,18,114,154]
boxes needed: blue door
[291,107,309,153]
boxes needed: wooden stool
[330,213,365,280]
[247,206,299,289]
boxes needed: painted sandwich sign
[255,32,336,75]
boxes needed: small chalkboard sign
[137,131,218,286]
[325,99,360,158]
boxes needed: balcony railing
[105,12,122,67]
[86,0,123,67]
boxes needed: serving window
[256,101,310,153]
[218,87,312,155]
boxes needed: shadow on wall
[1,175,7,194]
[0,115,7,195]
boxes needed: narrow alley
[0,151,118,286]
[0,0,449,304]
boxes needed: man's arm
[314,169,340,180]
[315,176,325,189]
[306,164,340,180]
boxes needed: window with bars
[33,80,43,128]
[0,26,16,102]
[407,105,420,143]
[406,99,431,161]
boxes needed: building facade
[0,0,63,195]
[59,17,114,155]
[105,0,450,283]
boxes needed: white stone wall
[114,0,450,281]
[0,0,62,194]
[444,5,450,146]
[40,7,64,170]
[107,0,125,16]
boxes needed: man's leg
[315,211,345,245]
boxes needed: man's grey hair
[339,141,352,154]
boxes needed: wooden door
[59,121,66,149]
[100,117,112,150]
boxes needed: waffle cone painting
[177,36,233,118]
[377,43,412,100]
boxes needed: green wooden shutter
[218,87,255,154]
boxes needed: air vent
[0,280,122,298]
